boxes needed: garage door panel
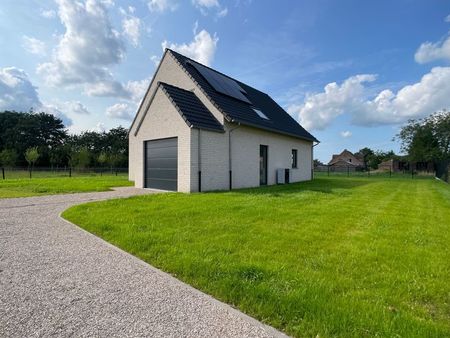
[145,158,177,169]
[145,178,177,191]
[145,138,178,149]
[146,168,177,180]
[146,146,177,159]
[144,137,178,191]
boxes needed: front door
[260,145,268,185]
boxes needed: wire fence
[314,165,437,180]
[0,167,128,180]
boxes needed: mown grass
[62,177,450,337]
[0,175,132,198]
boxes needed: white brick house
[129,49,318,192]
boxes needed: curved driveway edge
[0,187,287,338]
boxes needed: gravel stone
[0,188,287,338]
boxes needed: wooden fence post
[69,167,72,178]
[2,167,4,180]
[347,166,349,177]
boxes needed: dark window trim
[292,149,298,169]
[260,145,268,185]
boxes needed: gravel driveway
[0,188,286,338]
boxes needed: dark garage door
[144,137,177,191]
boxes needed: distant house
[328,149,364,170]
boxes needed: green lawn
[0,175,132,198]
[62,177,450,337]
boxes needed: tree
[0,111,67,166]
[107,153,126,170]
[0,111,130,169]
[355,147,374,169]
[49,145,71,168]
[397,110,450,163]
[313,159,324,167]
[98,152,108,167]
[25,147,40,178]
[70,147,91,169]
[0,149,18,167]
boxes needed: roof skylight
[253,108,269,120]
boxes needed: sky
[1,0,450,162]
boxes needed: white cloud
[192,0,227,18]
[22,36,46,56]
[41,104,73,126]
[91,122,106,132]
[148,0,178,12]
[63,101,91,115]
[125,78,150,103]
[291,74,377,130]
[85,80,129,98]
[217,7,228,17]
[162,28,218,66]
[37,0,125,86]
[121,7,141,47]
[193,0,219,7]
[289,67,450,130]
[40,9,56,18]
[85,78,149,103]
[0,67,42,112]
[340,131,352,138]
[106,103,133,120]
[445,14,450,23]
[100,0,115,6]
[150,55,160,66]
[414,34,450,64]
[0,67,72,126]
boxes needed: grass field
[62,177,450,337]
[0,174,132,198]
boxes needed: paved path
[0,188,286,338]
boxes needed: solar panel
[188,61,252,104]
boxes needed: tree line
[0,111,128,169]
[315,110,449,170]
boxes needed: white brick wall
[190,122,313,192]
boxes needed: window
[292,149,298,168]
[253,108,269,120]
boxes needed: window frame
[252,108,270,120]
[292,149,298,169]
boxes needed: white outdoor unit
[277,168,291,184]
[277,169,286,184]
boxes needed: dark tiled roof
[169,49,318,142]
[159,82,224,133]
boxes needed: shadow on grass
[226,177,375,196]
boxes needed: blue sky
[1,0,450,162]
